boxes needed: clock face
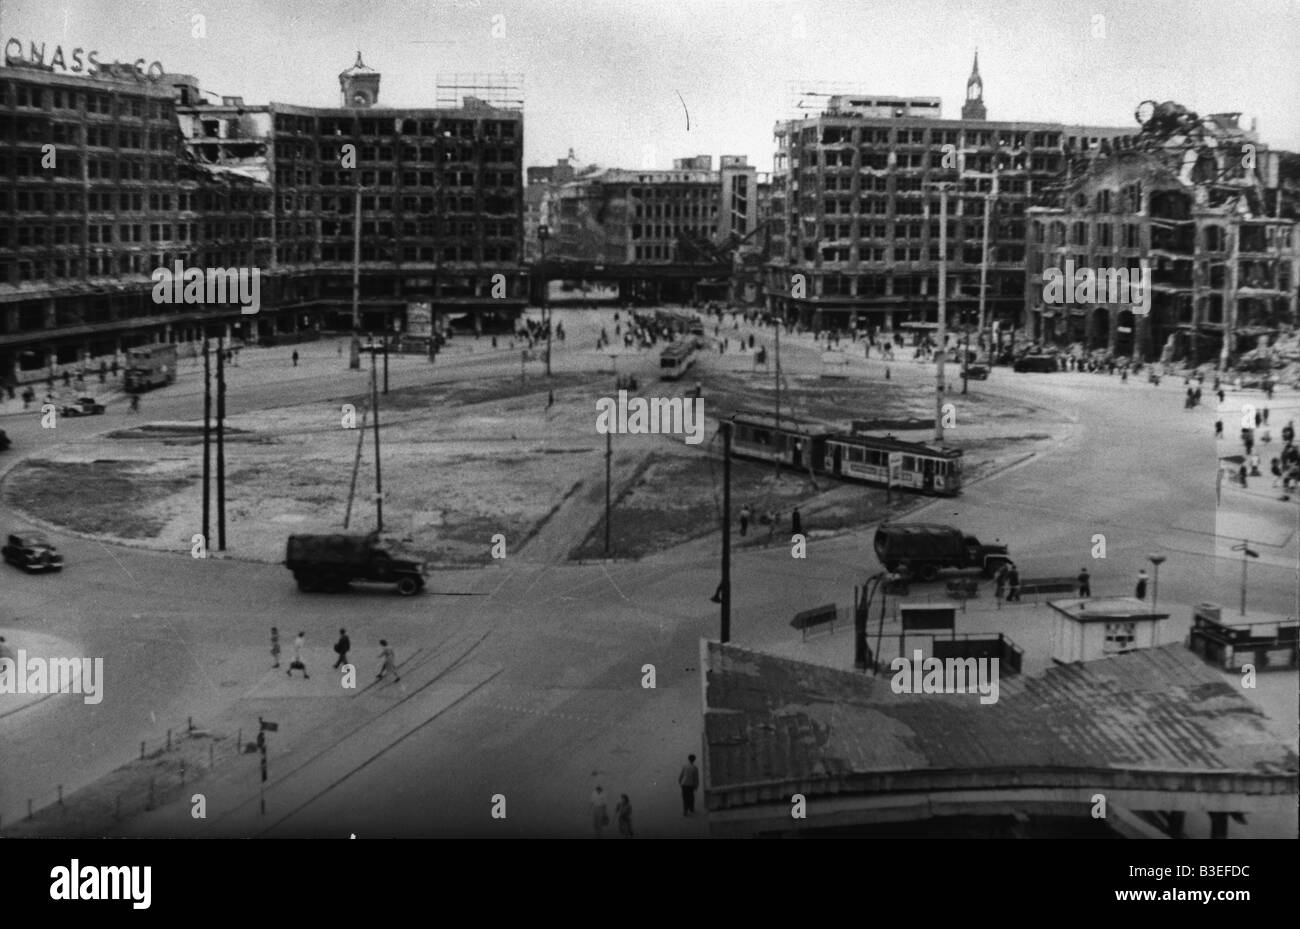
[1135,100,1156,127]
[353,92,370,106]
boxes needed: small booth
[1048,597,1169,664]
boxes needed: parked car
[1013,354,1060,373]
[965,364,990,380]
[60,396,106,417]
[3,532,65,572]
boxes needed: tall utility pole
[1220,221,1240,371]
[216,334,227,551]
[202,335,211,547]
[349,187,362,370]
[773,322,781,479]
[370,344,383,533]
[931,183,953,444]
[978,170,998,364]
[720,421,732,643]
[382,330,389,395]
[604,429,612,557]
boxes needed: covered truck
[873,523,1009,581]
[285,532,426,595]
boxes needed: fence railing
[0,715,246,836]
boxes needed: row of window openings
[2,156,176,181]
[277,144,516,164]
[277,117,518,140]
[3,83,162,118]
[278,169,515,188]
[1,190,265,213]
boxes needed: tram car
[729,412,963,495]
[659,341,698,380]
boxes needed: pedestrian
[1217,388,1225,404]
[129,394,140,414]
[547,389,554,409]
[739,504,751,536]
[791,507,803,537]
[1215,419,1223,438]
[1006,565,1021,602]
[1255,410,1262,428]
[1262,406,1269,425]
[615,793,634,837]
[332,628,350,670]
[994,564,1008,602]
[1135,569,1149,601]
[287,631,309,678]
[1238,463,1248,488]
[1077,568,1091,598]
[291,349,299,368]
[591,785,610,837]
[270,627,281,669]
[678,754,700,815]
[376,639,401,682]
[1271,457,1282,487]
[1193,387,1201,406]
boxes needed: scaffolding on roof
[435,72,524,110]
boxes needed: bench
[791,604,838,640]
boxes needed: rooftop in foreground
[700,640,1298,835]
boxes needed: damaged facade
[175,54,527,335]
[1025,103,1299,364]
[765,57,1132,334]
[0,56,274,384]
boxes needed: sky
[3,0,1298,174]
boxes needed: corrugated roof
[702,641,1297,805]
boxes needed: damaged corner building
[1025,101,1300,369]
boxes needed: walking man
[678,753,700,815]
[590,785,609,837]
[270,626,281,669]
[1077,567,1091,598]
[292,350,299,368]
[791,508,803,537]
[287,631,309,678]
[1006,564,1021,602]
[615,793,634,838]
[739,504,751,537]
[376,639,400,682]
[332,628,350,670]
[1135,569,1149,601]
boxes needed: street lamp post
[1231,541,1259,617]
[1147,553,1167,612]
[538,224,551,377]
[926,182,955,443]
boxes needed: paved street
[6,308,1291,836]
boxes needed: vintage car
[59,396,107,417]
[965,364,990,380]
[3,532,65,572]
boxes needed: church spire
[961,49,987,120]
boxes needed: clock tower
[339,51,380,108]
[961,51,986,121]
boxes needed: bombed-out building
[176,56,527,339]
[764,55,1132,335]
[1024,102,1299,363]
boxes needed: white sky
[3,0,1298,173]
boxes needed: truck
[873,523,1009,581]
[124,343,178,393]
[285,532,426,595]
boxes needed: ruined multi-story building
[764,56,1131,334]
[524,151,577,261]
[1024,103,1299,363]
[177,55,527,337]
[0,50,271,385]
[547,153,759,265]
